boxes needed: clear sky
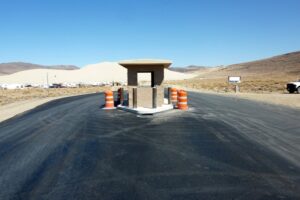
[0,0,299,67]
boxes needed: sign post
[228,76,241,93]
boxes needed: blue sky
[0,0,299,67]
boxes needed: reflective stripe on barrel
[104,90,114,108]
[177,90,188,110]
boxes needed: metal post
[46,72,49,96]
[168,87,172,104]
[120,88,124,105]
[126,91,129,106]
[152,87,157,108]
[235,84,239,93]
[133,88,137,108]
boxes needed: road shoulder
[0,95,87,123]
[169,85,300,109]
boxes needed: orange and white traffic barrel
[171,88,178,103]
[177,90,188,110]
[104,90,115,109]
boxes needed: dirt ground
[0,96,71,122]
[0,87,109,122]
[166,75,298,93]
[0,87,109,106]
[165,75,300,109]
[229,92,300,108]
[166,84,300,109]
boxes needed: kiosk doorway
[137,72,154,87]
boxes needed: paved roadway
[0,92,299,200]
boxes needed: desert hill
[0,62,195,84]
[195,51,300,78]
[169,65,209,73]
[168,51,300,93]
[0,62,79,75]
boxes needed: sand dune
[0,62,195,84]
[0,62,78,75]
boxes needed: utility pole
[47,72,49,86]
[46,72,49,96]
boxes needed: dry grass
[166,75,300,109]
[166,75,297,94]
[169,51,300,94]
[0,87,109,106]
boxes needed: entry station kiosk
[118,59,172,110]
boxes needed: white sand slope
[0,62,195,84]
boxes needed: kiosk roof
[119,59,172,68]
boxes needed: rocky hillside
[169,65,209,73]
[169,51,300,93]
[199,51,300,78]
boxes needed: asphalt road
[0,92,299,200]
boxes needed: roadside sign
[228,76,241,83]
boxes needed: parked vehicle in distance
[50,83,64,88]
[287,80,300,93]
